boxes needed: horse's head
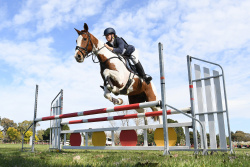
[74,23,94,63]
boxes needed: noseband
[75,32,93,59]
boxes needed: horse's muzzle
[75,54,84,63]
[77,54,81,59]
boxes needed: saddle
[122,56,138,75]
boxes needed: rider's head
[104,27,116,42]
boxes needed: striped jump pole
[158,42,169,155]
[61,107,191,125]
[35,101,161,122]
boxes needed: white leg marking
[104,86,113,102]
[136,108,148,125]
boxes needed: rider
[103,27,152,84]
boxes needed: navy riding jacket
[106,37,135,56]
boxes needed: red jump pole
[35,101,161,122]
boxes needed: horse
[74,23,162,125]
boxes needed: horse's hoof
[118,98,123,105]
[148,128,153,134]
[107,84,112,91]
[112,98,119,105]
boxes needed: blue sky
[0,0,250,135]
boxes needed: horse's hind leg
[150,106,163,124]
[135,108,148,125]
[144,83,163,124]
[128,94,148,125]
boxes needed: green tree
[37,130,44,140]
[206,133,210,146]
[232,131,246,142]
[216,134,220,147]
[137,130,155,145]
[24,131,33,142]
[245,133,250,141]
[167,119,185,144]
[1,118,17,133]
[17,120,40,134]
[61,125,70,140]
[42,128,50,141]
[6,127,21,142]
[0,131,3,140]
[189,131,201,145]
[42,125,70,141]
[23,131,39,142]
[18,120,32,133]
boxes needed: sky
[0,0,250,135]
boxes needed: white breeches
[130,49,139,64]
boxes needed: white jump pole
[158,43,169,155]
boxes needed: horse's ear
[74,28,81,35]
[84,23,88,32]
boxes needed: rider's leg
[134,61,152,84]
[129,50,152,84]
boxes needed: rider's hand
[104,44,113,51]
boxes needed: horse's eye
[83,38,87,41]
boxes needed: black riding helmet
[104,28,116,36]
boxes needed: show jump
[22,23,232,156]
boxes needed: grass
[0,144,249,166]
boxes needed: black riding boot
[135,61,152,84]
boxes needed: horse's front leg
[103,86,123,105]
[103,69,123,94]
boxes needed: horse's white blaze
[74,35,83,61]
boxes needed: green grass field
[0,144,249,167]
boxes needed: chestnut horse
[74,23,162,124]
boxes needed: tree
[18,120,33,133]
[137,130,155,145]
[42,128,50,141]
[245,133,250,141]
[206,133,210,146]
[167,119,185,145]
[0,131,3,140]
[189,131,201,145]
[1,118,17,133]
[6,127,21,142]
[216,134,220,147]
[42,125,71,141]
[24,131,33,142]
[232,131,246,142]
[61,125,70,140]
[37,130,44,141]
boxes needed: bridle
[75,32,125,66]
[75,32,93,59]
